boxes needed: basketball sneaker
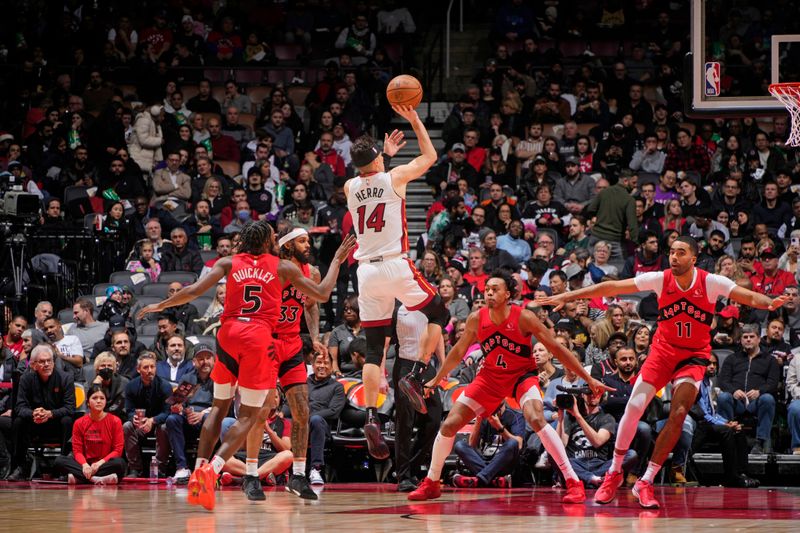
[242,474,266,501]
[219,472,236,486]
[632,480,660,509]
[452,474,478,488]
[364,420,390,460]
[187,470,201,506]
[194,464,218,511]
[594,471,624,504]
[286,474,318,500]
[398,373,428,414]
[408,477,441,501]
[490,475,511,488]
[562,478,586,503]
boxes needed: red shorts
[460,370,539,416]
[638,340,710,391]
[273,335,307,388]
[212,320,277,390]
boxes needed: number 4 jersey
[635,268,736,351]
[347,171,408,262]
[476,305,536,383]
[221,253,282,328]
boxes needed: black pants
[0,415,12,464]
[392,358,443,483]
[692,420,750,483]
[12,415,73,467]
[54,455,127,483]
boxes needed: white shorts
[357,256,437,326]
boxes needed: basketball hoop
[769,83,800,146]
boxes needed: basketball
[386,74,423,108]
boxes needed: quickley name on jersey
[231,267,276,285]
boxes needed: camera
[555,394,574,409]
[555,384,593,411]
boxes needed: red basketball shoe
[408,477,441,501]
[632,480,660,509]
[594,471,623,504]
[562,478,586,504]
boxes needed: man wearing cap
[717,324,781,454]
[563,263,588,292]
[711,305,740,349]
[591,332,629,380]
[554,156,595,214]
[129,104,165,174]
[426,143,479,193]
[43,317,84,382]
[446,257,479,306]
[519,155,556,204]
[752,247,796,297]
[621,231,668,279]
[593,124,634,178]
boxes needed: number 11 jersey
[347,171,408,262]
[221,253,282,328]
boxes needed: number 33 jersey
[476,305,536,382]
[221,253,282,328]
[635,269,736,350]
[272,262,310,336]
[347,171,408,262]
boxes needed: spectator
[564,216,590,254]
[717,324,780,453]
[156,334,194,383]
[585,170,639,260]
[90,352,129,420]
[554,157,595,215]
[126,240,162,282]
[152,152,191,211]
[427,143,480,193]
[691,354,759,487]
[9,345,75,481]
[481,230,517,272]
[110,330,139,381]
[200,236,232,279]
[630,133,666,174]
[328,295,364,377]
[532,82,571,124]
[664,128,710,177]
[464,248,489,292]
[31,302,53,335]
[497,220,531,263]
[207,116,240,163]
[759,318,792,365]
[186,79,222,116]
[534,342,564,390]
[521,184,568,234]
[222,80,252,114]
[315,131,346,178]
[129,105,165,175]
[621,232,669,279]
[67,298,109,361]
[752,247,796,297]
[161,227,203,274]
[335,15,376,65]
[452,401,524,488]
[264,108,295,159]
[194,283,226,334]
[592,124,634,178]
[164,345,215,483]
[54,385,126,485]
[122,353,171,477]
[4,316,27,359]
[222,106,255,149]
[307,351,347,484]
[711,305,742,349]
[753,181,792,234]
[43,317,84,381]
[245,168,274,215]
[151,314,195,362]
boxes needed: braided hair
[238,219,274,256]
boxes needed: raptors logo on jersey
[477,305,534,377]
[274,262,310,335]
[347,171,408,261]
[654,268,716,350]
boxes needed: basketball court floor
[2,482,799,532]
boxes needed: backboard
[687,0,800,117]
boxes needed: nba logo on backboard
[705,62,720,97]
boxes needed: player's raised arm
[388,105,437,187]
[136,257,232,320]
[535,278,640,311]
[519,309,613,396]
[280,234,356,302]
[426,311,480,388]
[728,285,791,311]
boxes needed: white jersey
[347,171,408,261]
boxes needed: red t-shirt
[464,271,489,292]
[72,414,124,465]
[752,269,797,296]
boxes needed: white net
[769,83,800,147]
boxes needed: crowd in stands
[0,0,799,489]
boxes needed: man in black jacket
[122,353,172,477]
[9,345,75,480]
[307,352,346,484]
[717,324,781,453]
[160,227,203,275]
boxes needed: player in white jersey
[345,105,450,460]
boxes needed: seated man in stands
[200,235,232,279]
[9,345,75,481]
[42,316,84,381]
[164,282,199,332]
[67,297,109,362]
[716,324,780,453]
[160,227,203,275]
[452,400,524,488]
[122,353,171,477]
[788,345,800,455]
[156,334,194,383]
[151,313,195,361]
[164,345,215,483]
[220,390,293,486]
[691,353,759,487]
[90,352,129,420]
[307,351,347,485]
[110,330,140,380]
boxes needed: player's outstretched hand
[383,129,407,157]
[588,377,615,396]
[391,104,418,123]
[136,303,163,321]
[534,293,568,312]
[333,233,357,263]
[769,293,792,311]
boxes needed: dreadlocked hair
[276,224,295,259]
[238,219,274,256]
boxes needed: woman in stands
[126,240,162,282]
[54,385,126,485]
[659,199,687,233]
[99,201,133,277]
[573,134,594,173]
[201,177,227,217]
[193,283,226,335]
[328,295,364,378]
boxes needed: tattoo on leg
[286,386,310,460]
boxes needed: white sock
[210,455,225,475]
[293,459,306,476]
[608,378,655,473]
[426,432,455,482]
[194,457,208,470]
[641,461,662,484]
[538,423,578,482]
[609,450,627,474]
[245,458,258,477]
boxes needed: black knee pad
[419,295,449,330]
[364,325,390,366]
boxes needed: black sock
[367,407,378,422]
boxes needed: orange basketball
[386,74,423,108]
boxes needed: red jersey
[221,253,282,327]
[476,305,536,382]
[654,268,716,350]
[273,263,310,336]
